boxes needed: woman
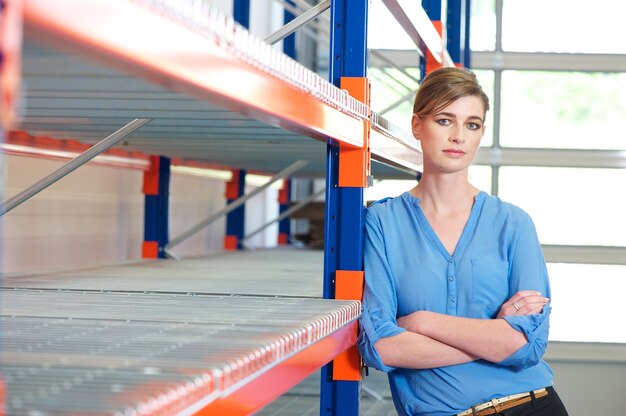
[358,67,568,415]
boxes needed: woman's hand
[497,290,549,319]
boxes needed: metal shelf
[1,250,360,415]
[16,0,422,179]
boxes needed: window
[474,69,494,147]
[499,167,626,247]
[368,0,416,50]
[469,165,492,193]
[549,263,626,343]
[502,0,626,54]
[469,0,496,52]
[500,71,626,150]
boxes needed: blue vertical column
[224,169,246,250]
[283,0,296,58]
[422,0,442,20]
[421,0,444,78]
[320,1,368,415]
[143,156,171,259]
[277,179,292,245]
[225,1,250,250]
[233,0,250,28]
[447,0,470,66]
[277,3,296,246]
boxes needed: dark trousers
[497,387,569,416]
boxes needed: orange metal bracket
[224,235,238,250]
[278,179,289,204]
[339,77,371,188]
[0,375,5,416]
[426,21,445,75]
[142,155,161,196]
[141,241,159,259]
[224,169,242,201]
[0,0,23,129]
[333,270,364,381]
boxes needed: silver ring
[513,301,521,311]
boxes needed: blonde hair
[412,67,489,118]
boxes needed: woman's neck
[409,174,479,215]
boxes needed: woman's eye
[467,122,481,130]
[436,119,451,126]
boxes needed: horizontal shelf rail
[23,0,367,148]
[381,0,454,67]
[371,112,422,175]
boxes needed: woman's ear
[411,114,421,140]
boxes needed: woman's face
[411,95,485,175]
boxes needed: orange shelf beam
[188,320,358,415]
[22,0,365,149]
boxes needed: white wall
[168,172,227,258]
[2,155,144,273]
[1,154,279,274]
[545,342,626,416]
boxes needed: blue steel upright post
[143,156,171,259]
[233,0,250,29]
[321,0,368,414]
[278,3,296,246]
[447,0,470,66]
[225,0,251,251]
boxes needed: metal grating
[1,288,360,415]
[15,0,420,179]
[1,249,325,297]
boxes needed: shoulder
[481,193,533,224]
[366,193,410,216]
[365,193,412,226]
[484,194,530,218]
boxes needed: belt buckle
[475,397,507,415]
[481,399,501,414]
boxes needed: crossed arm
[374,290,549,369]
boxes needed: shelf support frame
[0,118,150,216]
[264,0,331,45]
[321,1,369,414]
[164,160,308,253]
[242,187,325,246]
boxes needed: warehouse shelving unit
[0,0,467,414]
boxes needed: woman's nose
[449,127,465,143]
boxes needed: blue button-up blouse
[358,191,554,415]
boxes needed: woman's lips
[443,149,466,157]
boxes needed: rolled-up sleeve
[498,211,552,369]
[357,208,405,373]
[499,305,551,368]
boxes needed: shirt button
[448,258,453,263]
[448,275,454,281]
[451,296,456,302]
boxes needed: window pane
[365,179,415,202]
[474,69,494,147]
[499,167,626,246]
[502,0,626,54]
[549,263,626,343]
[369,67,420,130]
[500,71,626,150]
[469,165,492,193]
[470,0,496,52]
[368,0,416,50]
